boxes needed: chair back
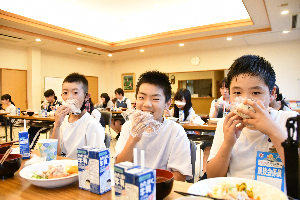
[100,111,112,134]
[187,139,197,183]
[104,133,111,148]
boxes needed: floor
[0,125,203,183]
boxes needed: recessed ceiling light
[36,39,41,42]
[227,37,232,40]
[179,43,184,46]
[281,10,289,15]
[77,47,81,50]
[283,30,290,33]
[108,54,112,57]
[140,49,144,52]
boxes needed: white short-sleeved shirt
[209,96,223,118]
[5,104,16,115]
[169,107,195,122]
[114,118,192,179]
[60,112,105,159]
[208,110,298,179]
[91,109,101,122]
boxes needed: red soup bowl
[0,154,22,179]
[156,169,174,200]
[0,143,12,154]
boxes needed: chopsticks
[0,146,12,165]
[174,191,224,200]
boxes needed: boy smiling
[207,55,298,180]
[115,71,192,181]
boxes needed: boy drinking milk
[51,73,105,159]
[207,55,298,185]
[115,70,192,181]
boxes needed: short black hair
[44,89,55,97]
[174,88,192,120]
[136,70,171,103]
[227,55,276,93]
[219,77,229,88]
[115,88,124,96]
[100,93,110,103]
[63,73,88,93]
[1,94,15,105]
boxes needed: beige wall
[1,39,300,110]
[111,40,300,102]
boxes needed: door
[1,69,27,111]
[85,76,98,106]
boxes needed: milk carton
[125,167,156,200]
[77,146,93,191]
[89,148,111,195]
[114,162,139,199]
[18,131,30,159]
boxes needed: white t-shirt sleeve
[6,104,16,115]
[107,101,114,109]
[126,98,131,109]
[207,118,225,162]
[167,128,193,178]
[186,107,196,121]
[209,99,216,118]
[114,121,131,162]
[91,109,101,122]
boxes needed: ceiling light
[283,30,290,33]
[227,37,232,40]
[281,10,289,15]
[140,49,144,52]
[36,39,41,42]
[108,54,112,57]
[179,43,184,46]
[77,47,81,50]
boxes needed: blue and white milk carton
[114,161,139,199]
[18,131,30,159]
[77,146,93,191]
[89,148,111,195]
[125,167,156,200]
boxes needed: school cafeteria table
[0,112,10,142]
[4,115,55,141]
[180,122,217,132]
[1,152,193,200]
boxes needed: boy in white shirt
[115,70,192,181]
[207,55,298,180]
[51,73,105,159]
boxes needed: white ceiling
[0,0,299,61]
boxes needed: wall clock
[191,56,200,66]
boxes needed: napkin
[192,116,205,125]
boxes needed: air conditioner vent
[83,50,101,56]
[291,13,299,29]
[0,33,24,40]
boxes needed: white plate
[166,117,179,122]
[188,177,288,200]
[19,160,78,188]
[207,118,221,124]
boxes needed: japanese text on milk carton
[89,148,111,195]
[19,131,30,159]
[77,146,93,190]
[125,167,156,200]
[114,162,139,199]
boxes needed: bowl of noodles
[19,160,78,188]
[187,177,288,200]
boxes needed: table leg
[9,118,13,141]
[5,118,7,142]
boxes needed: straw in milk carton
[114,148,140,199]
[124,150,156,200]
[89,148,111,195]
[77,146,93,190]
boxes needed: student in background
[1,94,16,115]
[41,89,61,111]
[112,88,131,140]
[269,84,291,111]
[51,73,105,159]
[95,93,113,109]
[164,88,195,122]
[209,78,230,118]
[87,98,105,128]
[115,70,192,181]
[207,55,298,182]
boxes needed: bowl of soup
[156,169,174,200]
[0,154,22,179]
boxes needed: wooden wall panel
[85,76,98,105]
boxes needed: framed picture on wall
[121,73,135,92]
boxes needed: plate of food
[207,118,221,124]
[166,117,179,122]
[188,177,288,200]
[19,160,78,188]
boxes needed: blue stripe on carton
[19,131,30,159]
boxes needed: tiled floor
[0,125,202,183]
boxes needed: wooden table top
[0,112,10,115]
[180,122,217,131]
[1,153,193,200]
[4,114,55,122]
